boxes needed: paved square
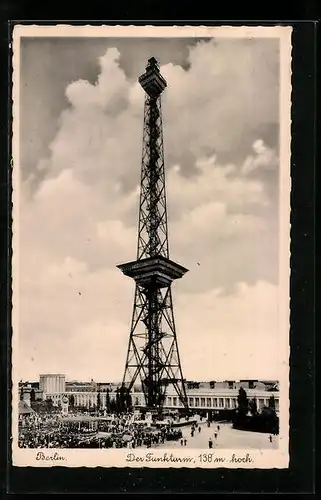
[155,421,278,449]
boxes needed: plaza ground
[155,421,278,450]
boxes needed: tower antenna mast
[118,57,189,412]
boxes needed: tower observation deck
[117,57,189,412]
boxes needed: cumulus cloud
[17,38,281,381]
[241,139,279,176]
[161,38,279,167]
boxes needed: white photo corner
[11,24,292,469]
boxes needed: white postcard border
[11,24,292,469]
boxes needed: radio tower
[117,57,189,412]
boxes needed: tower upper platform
[117,256,188,289]
[138,57,167,98]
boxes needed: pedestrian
[269,435,272,443]
[207,420,210,428]
[191,430,194,438]
[209,438,213,449]
[198,426,201,433]
[214,432,217,439]
[184,438,187,446]
[180,438,184,446]
[217,425,220,431]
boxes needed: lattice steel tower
[117,57,189,411]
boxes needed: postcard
[11,24,292,468]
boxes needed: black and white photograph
[12,25,292,468]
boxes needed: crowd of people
[18,411,184,449]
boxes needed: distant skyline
[17,34,282,382]
[20,374,279,384]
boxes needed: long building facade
[131,388,279,413]
[20,374,279,415]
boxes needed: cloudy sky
[16,34,282,383]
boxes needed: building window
[213,398,218,407]
[259,398,264,409]
[225,398,230,408]
[187,382,200,389]
[167,397,172,406]
[195,398,199,407]
[275,399,279,411]
[228,381,234,389]
[189,397,194,407]
[218,398,224,408]
[206,398,211,407]
[232,398,237,408]
[201,398,205,407]
[173,397,177,407]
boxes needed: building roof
[18,400,36,415]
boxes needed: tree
[249,398,258,416]
[125,389,132,411]
[115,388,120,413]
[109,397,117,413]
[118,385,128,413]
[237,388,249,416]
[268,395,276,410]
[106,389,110,411]
[46,397,53,412]
[30,389,36,402]
[115,385,131,413]
[261,406,279,434]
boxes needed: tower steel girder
[118,58,189,412]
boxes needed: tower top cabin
[138,57,167,98]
